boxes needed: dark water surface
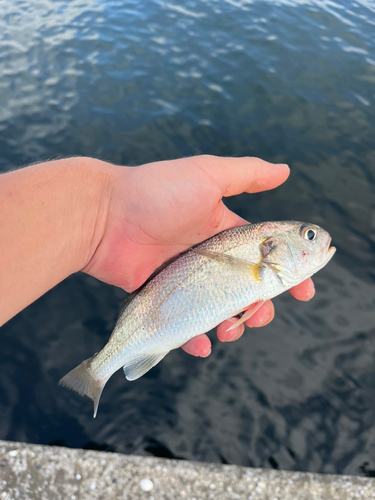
[1,0,375,476]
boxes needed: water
[1,0,375,476]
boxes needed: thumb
[193,155,290,197]
[218,205,250,232]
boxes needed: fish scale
[59,221,336,417]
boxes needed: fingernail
[250,311,271,328]
[222,324,242,342]
[230,328,243,342]
[260,312,271,326]
[304,286,315,301]
[275,163,289,169]
[303,280,316,301]
[221,330,235,342]
[200,347,211,357]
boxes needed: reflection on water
[0,0,375,476]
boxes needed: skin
[0,155,315,357]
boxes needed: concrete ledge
[0,440,374,499]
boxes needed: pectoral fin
[192,248,261,282]
[123,352,168,381]
[226,301,265,331]
[263,260,298,288]
[260,238,298,288]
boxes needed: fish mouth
[309,238,336,277]
[324,236,336,266]
[326,237,336,261]
[305,244,335,281]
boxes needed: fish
[59,221,336,417]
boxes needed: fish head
[259,221,336,284]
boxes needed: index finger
[192,155,290,197]
[289,278,315,301]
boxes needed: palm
[84,156,315,356]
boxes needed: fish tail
[59,357,107,418]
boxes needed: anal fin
[123,352,168,381]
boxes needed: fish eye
[306,229,316,240]
[300,225,317,241]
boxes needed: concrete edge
[0,440,374,499]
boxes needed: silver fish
[60,221,335,416]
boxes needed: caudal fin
[59,358,107,418]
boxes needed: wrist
[62,157,115,272]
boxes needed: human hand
[83,155,315,357]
